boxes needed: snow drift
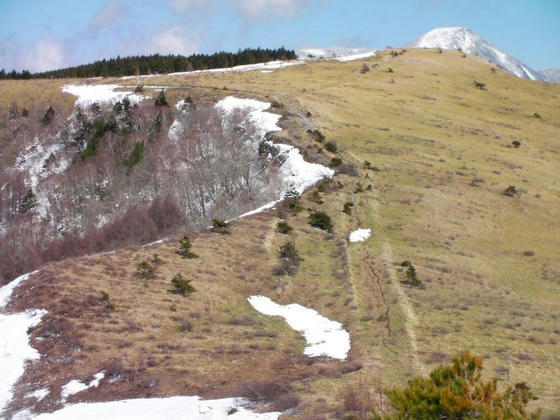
[349,228,371,243]
[16,396,280,419]
[0,271,46,415]
[248,295,350,360]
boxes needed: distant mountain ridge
[409,27,545,81]
[540,67,560,82]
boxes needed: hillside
[410,27,543,81]
[1,48,559,419]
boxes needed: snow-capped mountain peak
[410,27,542,81]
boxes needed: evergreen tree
[373,351,541,420]
[170,273,196,296]
[177,235,198,258]
[155,90,168,106]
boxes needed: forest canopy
[0,47,297,79]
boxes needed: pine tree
[373,351,541,420]
[177,235,198,258]
[155,90,168,106]
[170,273,196,296]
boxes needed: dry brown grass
[4,49,560,416]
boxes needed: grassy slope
[3,49,560,417]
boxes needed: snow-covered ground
[0,271,46,415]
[61,372,104,401]
[298,47,376,62]
[213,96,334,220]
[248,296,350,360]
[349,228,371,243]
[17,396,280,420]
[62,84,147,107]
[120,60,305,81]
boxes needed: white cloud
[0,38,67,72]
[89,0,127,30]
[169,0,311,19]
[231,0,311,19]
[150,27,201,55]
[26,39,67,72]
[169,0,209,12]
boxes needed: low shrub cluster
[308,211,333,233]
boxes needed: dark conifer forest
[0,47,297,79]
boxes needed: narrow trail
[363,249,395,353]
[380,242,424,374]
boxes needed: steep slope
[541,67,560,82]
[410,26,542,80]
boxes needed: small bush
[307,129,325,143]
[310,190,324,204]
[276,241,302,276]
[343,201,354,215]
[387,67,394,73]
[473,80,487,90]
[134,85,144,93]
[503,185,518,197]
[177,235,198,258]
[100,291,115,310]
[171,273,196,296]
[360,63,370,74]
[151,254,165,265]
[533,112,541,119]
[402,263,423,288]
[308,211,333,233]
[211,219,230,234]
[330,157,342,167]
[41,106,55,124]
[270,100,283,108]
[364,160,381,171]
[324,141,338,153]
[284,189,303,212]
[512,140,521,148]
[277,221,292,234]
[354,182,364,193]
[136,260,155,280]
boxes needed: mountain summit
[410,27,542,81]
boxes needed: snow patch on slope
[213,97,334,219]
[248,296,350,360]
[299,47,375,62]
[0,271,46,415]
[349,228,371,243]
[120,60,305,80]
[61,372,105,401]
[410,27,542,81]
[26,396,280,419]
[62,84,147,107]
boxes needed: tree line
[0,47,297,79]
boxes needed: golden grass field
[3,49,560,418]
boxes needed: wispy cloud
[0,38,68,72]
[89,0,128,30]
[169,0,311,19]
[150,27,201,55]
[168,0,209,12]
[231,0,311,19]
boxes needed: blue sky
[0,0,558,72]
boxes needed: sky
[0,0,558,73]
